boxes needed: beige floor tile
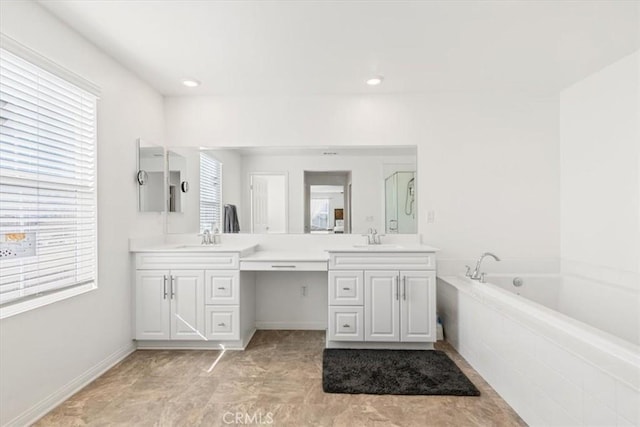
[34,331,526,427]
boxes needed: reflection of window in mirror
[304,171,351,234]
[199,153,222,232]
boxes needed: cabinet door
[204,270,239,305]
[329,270,364,305]
[135,270,170,340]
[400,270,436,342]
[364,270,400,341]
[205,306,240,340]
[169,270,205,340]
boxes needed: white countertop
[241,250,329,262]
[325,244,439,253]
[131,243,259,254]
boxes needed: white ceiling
[39,0,639,96]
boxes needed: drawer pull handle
[217,287,226,290]
[271,265,296,268]
[218,322,226,327]
[342,324,350,328]
[342,287,350,290]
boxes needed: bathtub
[437,275,640,426]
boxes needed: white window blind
[0,48,97,308]
[199,153,221,232]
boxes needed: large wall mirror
[136,139,164,212]
[164,146,417,235]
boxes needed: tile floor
[36,331,525,426]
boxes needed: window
[200,153,222,232]
[310,198,330,231]
[0,46,98,318]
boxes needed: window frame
[0,35,100,319]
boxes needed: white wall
[0,1,165,425]
[165,93,561,272]
[559,50,640,329]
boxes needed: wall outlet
[427,210,435,223]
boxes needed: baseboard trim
[256,321,326,330]
[5,343,135,427]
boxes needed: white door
[364,270,400,341]
[170,270,205,340]
[135,270,170,340]
[400,271,436,342]
[251,175,269,233]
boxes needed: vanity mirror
[164,146,417,235]
[136,139,164,213]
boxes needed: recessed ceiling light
[182,79,200,88]
[366,76,384,86]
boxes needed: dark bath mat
[323,349,480,396]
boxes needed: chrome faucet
[200,229,213,245]
[466,252,501,282]
[362,228,384,245]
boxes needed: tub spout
[468,252,501,280]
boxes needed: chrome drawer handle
[271,265,296,268]
[342,287,350,290]
[342,324,350,328]
[217,287,226,290]
[218,322,226,327]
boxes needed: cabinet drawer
[328,306,364,341]
[329,271,363,305]
[204,270,239,305]
[240,260,327,271]
[205,306,240,340]
[329,252,435,271]
[136,252,239,270]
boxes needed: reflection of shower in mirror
[405,177,415,216]
[385,171,417,234]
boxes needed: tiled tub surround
[437,276,640,426]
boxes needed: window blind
[0,48,97,306]
[199,153,221,233]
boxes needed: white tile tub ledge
[437,275,640,427]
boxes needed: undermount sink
[352,244,403,250]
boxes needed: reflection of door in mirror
[167,151,187,213]
[136,139,164,213]
[250,173,287,233]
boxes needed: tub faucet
[466,252,501,281]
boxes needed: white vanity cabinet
[134,251,254,348]
[364,270,436,342]
[327,249,437,348]
[203,270,240,340]
[135,269,204,340]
